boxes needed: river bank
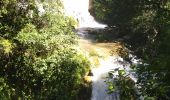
[77,27,133,100]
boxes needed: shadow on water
[77,26,139,100]
[76,27,131,44]
[77,27,128,100]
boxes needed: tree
[90,0,170,99]
[0,0,90,99]
[89,0,139,27]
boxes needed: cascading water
[62,0,106,28]
[62,0,119,100]
[62,0,137,100]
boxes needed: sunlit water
[62,0,137,100]
[91,57,122,100]
[62,0,106,28]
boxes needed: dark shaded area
[89,0,170,99]
[76,82,92,100]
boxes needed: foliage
[89,0,139,30]
[0,38,14,54]
[0,0,37,38]
[107,69,137,100]
[90,0,170,99]
[0,0,90,99]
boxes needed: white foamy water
[62,0,106,28]
[91,57,122,100]
[34,0,138,99]
[62,0,138,100]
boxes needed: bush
[0,0,90,99]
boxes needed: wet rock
[88,70,94,76]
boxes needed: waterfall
[62,0,137,100]
[62,0,106,28]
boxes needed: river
[62,0,137,100]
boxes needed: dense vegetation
[90,0,170,99]
[0,0,90,99]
